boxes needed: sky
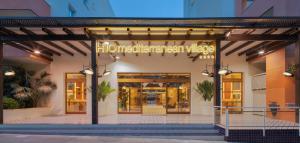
[109,0,184,18]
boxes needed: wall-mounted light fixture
[283,64,297,77]
[102,64,111,76]
[3,65,16,76]
[80,65,94,75]
[201,64,214,77]
[218,64,232,75]
[80,64,111,78]
[4,69,16,76]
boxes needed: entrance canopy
[0,17,300,124]
[0,17,299,62]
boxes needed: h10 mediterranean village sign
[96,41,215,56]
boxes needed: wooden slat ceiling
[1,25,298,62]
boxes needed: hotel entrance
[117,73,190,115]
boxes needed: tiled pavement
[4,113,299,130]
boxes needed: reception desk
[142,105,166,115]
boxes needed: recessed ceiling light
[258,50,265,55]
[34,49,41,54]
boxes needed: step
[0,124,216,130]
[0,124,223,140]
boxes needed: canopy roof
[0,17,299,62]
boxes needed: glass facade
[65,73,87,114]
[117,73,191,114]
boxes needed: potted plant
[194,80,214,101]
[119,88,129,111]
[269,102,280,117]
[11,71,57,107]
[97,80,115,101]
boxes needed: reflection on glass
[117,73,190,114]
[118,82,142,113]
[222,73,243,113]
[66,73,86,113]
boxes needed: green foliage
[10,71,57,107]
[194,80,214,101]
[3,97,19,109]
[97,80,116,101]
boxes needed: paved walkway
[5,114,213,124]
[0,134,227,143]
[5,113,299,129]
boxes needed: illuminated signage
[96,41,215,56]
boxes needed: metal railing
[213,106,300,137]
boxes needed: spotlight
[201,69,210,76]
[4,69,15,76]
[80,67,94,75]
[34,49,41,54]
[102,64,111,76]
[103,70,111,76]
[283,65,297,77]
[225,31,232,38]
[283,71,293,77]
[218,67,232,75]
[258,50,265,55]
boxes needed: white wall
[49,53,215,116]
[48,52,255,116]
[222,53,253,110]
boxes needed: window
[68,4,76,17]
[65,73,86,114]
[222,73,243,113]
[261,7,274,17]
[242,0,254,10]
[83,0,89,9]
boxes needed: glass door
[65,73,86,114]
[142,82,167,115]
[167,82,190,113]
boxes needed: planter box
[4,107,51,123]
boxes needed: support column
[214,40,221,107]
[0,41,3,124]
[91,39,98,124]
[214,40,221,124]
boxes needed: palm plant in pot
[194,80,214,101]
[97,80,115,101]
[11,71,57,107]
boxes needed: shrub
[3,97,20,109]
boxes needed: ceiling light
[258,50,265,55]
[4,70,15,76]
[283,71,293,77]
[33,49,41,54]
[225,31,232,38]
